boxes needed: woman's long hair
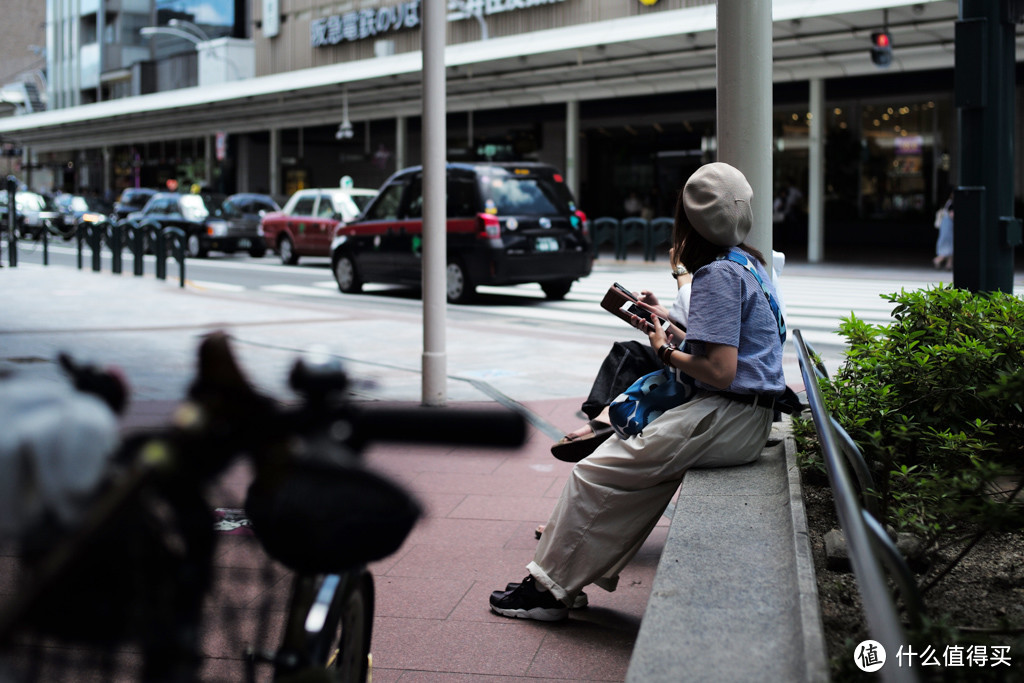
[669,186,766,273]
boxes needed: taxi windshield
[477,174,571,216]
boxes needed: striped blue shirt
[684,250,786,396]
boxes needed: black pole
[954,0,1023,292]
[6,176,17,267]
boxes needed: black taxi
[329,162,592,304]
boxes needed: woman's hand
[636,290,670,321]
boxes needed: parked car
[203,192,280,257]
[55,194,114,234]
[329,162,592,304]
[13,191,69,240]
[111,187,158,221]
[128,191,228,257]
[260,178,378,265]
[0,193,23,233]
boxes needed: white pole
[269,127,280,197]
[566,100,579,200]
[395,115,407,172]
[808,78,825,263]
[717,0,773,274]
[421,0,447,406]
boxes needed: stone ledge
[626,420,829,682]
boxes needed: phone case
[601,285,649,324]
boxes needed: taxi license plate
[535,237,559,252]
[238,239,251,248]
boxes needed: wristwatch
[672,264,689,277]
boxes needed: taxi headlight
[206,220,228,237]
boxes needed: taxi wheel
[446,260,475,304]
[278,236,299,265]
[186,234,208,258]
[541,279,573,300]
[334,253,363,293]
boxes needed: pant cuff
[527,561,570,605]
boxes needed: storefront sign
[264,0,280,38]
[894,135,923,155]
[311,0,565,47]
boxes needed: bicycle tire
[308,569,374,682]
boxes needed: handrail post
[793,329,919,682]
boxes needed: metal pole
[566,100,580,201]
[954,0,1022,292]
[717,0,773,274]
[808,78,825,263]
[269,128,280,197]
[395,115,407,171]
[421,0,447,406]
[5,175,17,267]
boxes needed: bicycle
[0,331,526,682]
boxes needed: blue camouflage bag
[607,364,698,439]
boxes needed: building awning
[0,0,1000,152]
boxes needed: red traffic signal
[870,31,893,67]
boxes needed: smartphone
[604,282,668,330]
[613,282,655,323]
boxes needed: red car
[260,179,378,265]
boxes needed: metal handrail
[794,329,919,683]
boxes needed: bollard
[76,223,85,270]
[87,223,103,272]
[164,227,187,288]
[42,228,49,266]
[5,175,16,268]
[107,221,122,274]
[124,220,145,276]
[155,228,167,280]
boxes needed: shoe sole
[503,583,588,609]
[490,604,568,621]
[550,426,614,462]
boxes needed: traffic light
[870,31,892,67]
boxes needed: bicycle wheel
[313,569,374,682]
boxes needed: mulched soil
[801,471,1024,682]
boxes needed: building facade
[2,0,1023,255]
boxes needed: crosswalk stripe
[189,280,246,293]
[261,284,340,298]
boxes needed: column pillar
[268,128,280,197]
[566,99,579,200]
[807,78,825,263]
[717,0,773,272]
[421,0,447,406]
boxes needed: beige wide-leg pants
[528,393,773,605]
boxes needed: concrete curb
[626,419,829,682]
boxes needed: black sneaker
[499,582,588,609]
[489,575,569,621]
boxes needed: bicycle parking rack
[793,329,923,681]
[73,219,188,288]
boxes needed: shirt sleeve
[668,282,691,329]
[684,262,744,352]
